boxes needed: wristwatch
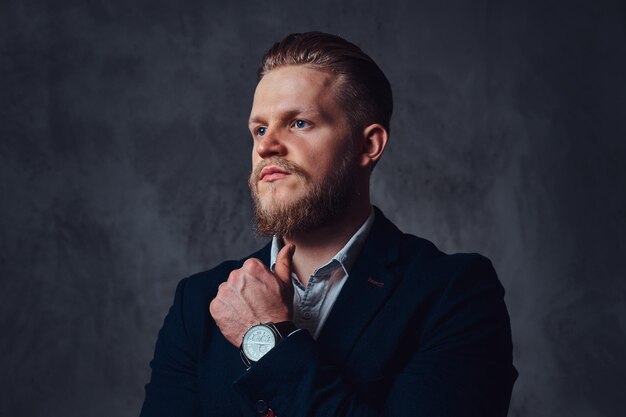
[240,321,298,367]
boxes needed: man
[140,32,517,417]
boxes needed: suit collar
[252,207,404,363]
[268,208,376,275]
[255,207,400,267]
[316,207,404,363]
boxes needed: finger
[274,243,295,284]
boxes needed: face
[247,65,359,237]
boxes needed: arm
[140,278,202,417]
[232,255,516,416]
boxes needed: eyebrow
[248,107,323,126]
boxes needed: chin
[258,184,304,206]
[258,196,299,214]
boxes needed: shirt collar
[270,207,375,278]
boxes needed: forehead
[250,66,342,118]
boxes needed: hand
[209,244,295,347]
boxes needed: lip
[259,165,290,182]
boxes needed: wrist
[240,321,299,368]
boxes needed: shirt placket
[293,269,333,336]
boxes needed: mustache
[250,157,309,182]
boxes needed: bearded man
[140,32,517,417]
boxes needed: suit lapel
[316,208,404,364]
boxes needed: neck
[283,198,372,286]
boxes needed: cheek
[252,150,261,168]
[313,152,347,175]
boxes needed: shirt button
[303,312,312,319]
[256,400,269,414]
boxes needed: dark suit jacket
[140,208,517,416]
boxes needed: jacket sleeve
[140,278,202,417]
[232,255,517,417]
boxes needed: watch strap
[271,321,298,339]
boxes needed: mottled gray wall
[2,0,625,416]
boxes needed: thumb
[274,243,295,284]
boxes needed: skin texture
[209,244,294,347]
[209,65,389,347]
[249,65,355,216]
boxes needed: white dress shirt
[270,209,375,339]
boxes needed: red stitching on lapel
[367,277,384,287]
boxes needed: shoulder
[392,231,512,361]
[400,232,497,278]
[396,231,502,297]
[369,207,501,293]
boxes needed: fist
[209,244,295,347]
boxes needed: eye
[294,120,310,129]
[256,126,267,137]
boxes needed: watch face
[242,325,276,362]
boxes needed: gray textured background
[2,0,625,416]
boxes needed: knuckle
[227,271,241,286]
[208,299,219,316]
[243,257,264,271]
[216,282,227,296]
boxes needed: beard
[248,151,357,238]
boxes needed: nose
[255,128,287,159]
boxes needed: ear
[358,124,389,169]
